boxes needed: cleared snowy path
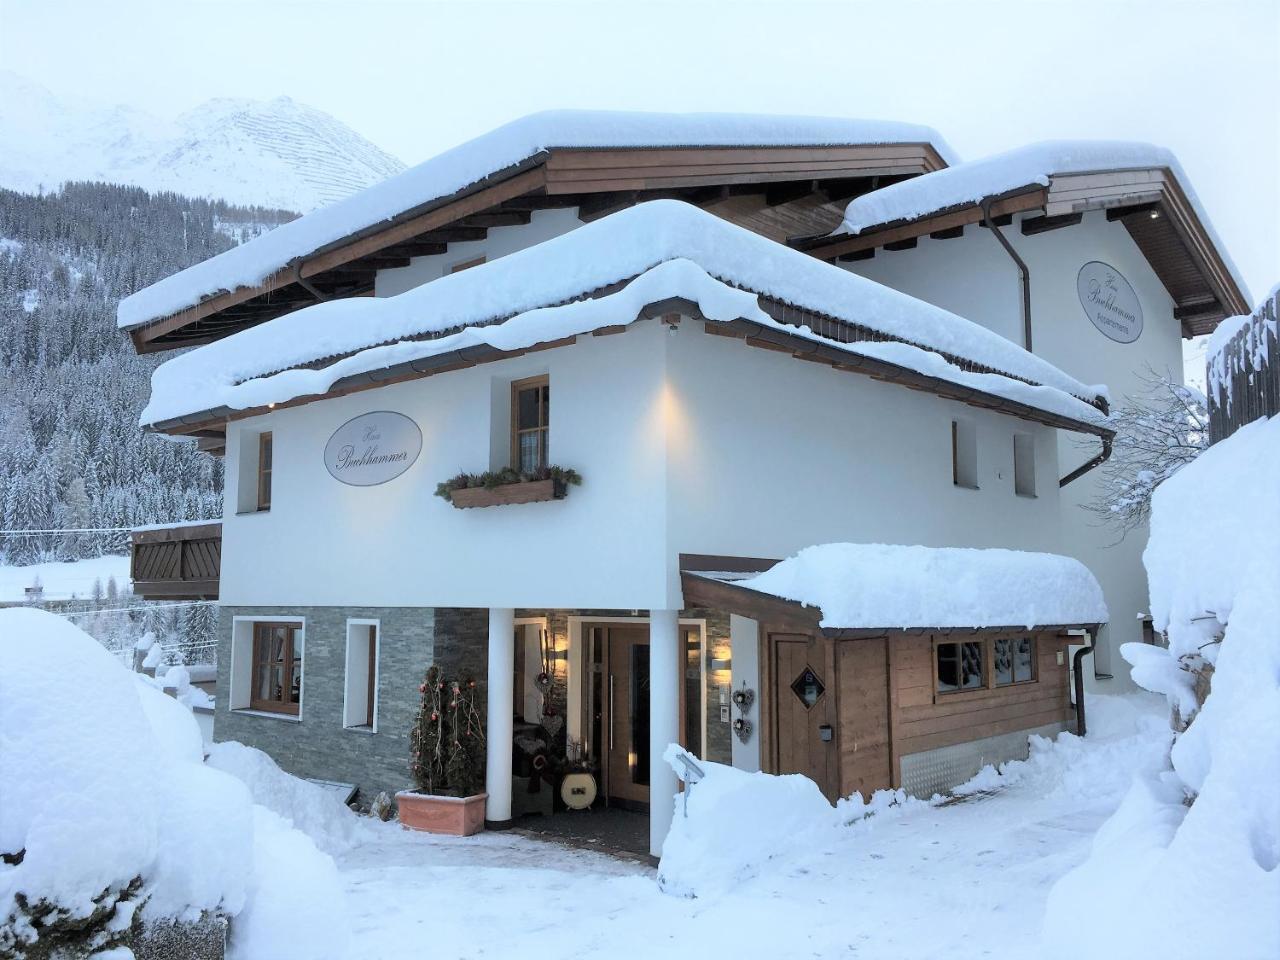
[337,695,1168,960]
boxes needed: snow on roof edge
[138,201,1108,429]
[737,542,1109,630]
[117,110,956,331]
[834,140,1250,304]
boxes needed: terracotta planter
[395,791,487,836]
[449,478,565,509]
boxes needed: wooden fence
[1207,288,1279,444]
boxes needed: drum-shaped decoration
[560,771,597,810]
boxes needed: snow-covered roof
[732,543,1109,629]
[140,200,1109,432]
[117,110,955,331]
[835,140,1248,300]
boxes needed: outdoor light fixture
[711,651,732,672]
[1149,209,1161,219]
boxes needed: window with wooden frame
[343,621,378,729]
[935,638,985,693]
[256,432,273,511]
[510,376,549,473]
[993,636,1036,686]
[249,621,302,715]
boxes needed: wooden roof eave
[795,167,1249,335]
[128,142,952,353]
[681,572,1105,638]
[129,158,554,353]
[144,284,1112,442]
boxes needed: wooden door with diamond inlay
[770,632,835,798]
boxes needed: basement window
[1013,433,1036,497]
[951,419,978,489]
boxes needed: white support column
[649,608,680,858]
[485,607,515,823]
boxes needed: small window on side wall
[994,637,1036,685]
[511,376,549,473]
[1013,432,1035,497]
[257,432,273,511]
[952,419,978,489]
[936,639,984,693]
[343,621,379,730]
[250,621,302,715]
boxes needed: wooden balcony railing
[131,522,221,600]
[1208,289,1279,445]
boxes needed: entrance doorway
[603,626,651,807]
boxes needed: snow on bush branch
[1085,368,1207,538]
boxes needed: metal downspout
[1059,435,1114,488]
[1072,628,1098,736]
[981,197,1033,352]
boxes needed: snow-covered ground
[334,694,1171,960]
[0,554,130,602]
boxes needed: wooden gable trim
[147,276,1111,441]
[129,143,948,353]
[798,167,1249,335]
[680,572,821,631]
[131,165,550,353]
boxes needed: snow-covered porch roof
[680,543,1109,634]
[139,201,1112,440]
[797,141,1249,335]
[118,110,954,351]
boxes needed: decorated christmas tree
[409,665,485,797]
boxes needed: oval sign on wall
[324,411,422,486]
[1077,261,1144,343]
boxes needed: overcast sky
[2,0,1277,300]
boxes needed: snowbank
[835,140,1247,301]
[141,201,1107,431]
[118,109,954,329]
[206,742,366,856]
[738,542,1108,629]
[1043,415,1280,960]
[657,746,836,899]
[0,608,349,959]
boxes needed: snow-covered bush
[657,746,836,898]
[1044,415,1280,959]
[0,608,350,959]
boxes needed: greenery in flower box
[433,465,582,503]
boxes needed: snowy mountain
[0,72,405,212]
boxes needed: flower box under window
[448,477,566,509]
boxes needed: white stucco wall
[219,318,1069,617]
[373,207,583,297]
[844,211,1184,682]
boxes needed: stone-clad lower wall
[213,606,488,801]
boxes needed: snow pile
[738,542,1108,629]
[158,664,214,711]
[207,742,366,856]
[1043,415,1280,960]
[0,608,348,959]
[118,109,953,329]
[657,746,836,899]
[141,201,1107,430]
[835,140,1247,300]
